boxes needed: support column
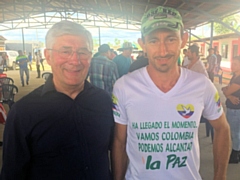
[98,26,101,45]
[210,21,214,48]
[21,28,25,53]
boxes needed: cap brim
[141,20,182,36]
[117,47,138,51]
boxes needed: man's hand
[228,95,240,105]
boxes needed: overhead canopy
[0,0,240,31]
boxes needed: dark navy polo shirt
[0,75,114,180]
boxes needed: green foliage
[214,14,240,35]
[114,38,121,46]
[93,38,99,48]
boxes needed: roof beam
[188,30,210,45]
[182,0,240,35]
[162,0,168,6]
[183,0,238,6]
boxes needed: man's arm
[222,83,240,97]
[208,113,231,180]
[0,106,31,179]
[112,123,128,180]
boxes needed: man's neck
[147,65,180,93]
[53,79,85,100]
[121,52,130,58]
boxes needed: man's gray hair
[45,20,93,51]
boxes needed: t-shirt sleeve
[112,78,128,125]
[202,79,223,120]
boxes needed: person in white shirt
[187,44,209,77]
[0,55,4,74]
[112,5,231,180]
[181,49,190,67]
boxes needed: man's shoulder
[16,55,28,60]
[18,86,44,102]
[113,54,124,61]
[115,68,145,85]
[92,57,114,65]
[84,82,113,105]
[129,58,148,72]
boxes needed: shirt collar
[97,55,110,60]
[41,74,92,96]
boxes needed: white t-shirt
[189,60,209,78]
[112,67,223,180]
[182,56,190,67]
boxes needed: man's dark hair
[188,44,199,56]
[18,50,23,54]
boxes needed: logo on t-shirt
[214,92,222,112]
[176,104,194,119]
[112,94,120,117]
[214,92,221,107]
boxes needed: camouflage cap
[141,6,183,36]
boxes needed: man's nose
[69,52,81,64]
[158,42,168,57]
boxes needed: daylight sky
[0,27,142,45]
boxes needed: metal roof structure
[191,33,240,42]
[0,0,240,32]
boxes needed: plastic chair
[42,72,52,82]
[200,116,214,142]
[0,77,14,85]
[0,84,18,109]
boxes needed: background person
[206,48,217,82]
[0,20,114,179]
[113,42,136,77]
[112,6,230,180]
[35,51,41,78]
[0,54,4,74]
[129,48,148,73]
[28,52,32,71]
[15,50,29,86]
[186,44,208,77]
[88,44,119,95]
[38,49,45,71]
[1,52,8,72]
[222,55,240,164]
[182,49,190,67]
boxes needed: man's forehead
[146,28,180,38]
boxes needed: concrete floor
[0,68,239,179]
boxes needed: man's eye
[149,39,157,44]
[77,52,86,55]
[61,50,71,54]
[167,38,177,43]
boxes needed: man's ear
[181,31,189,49]
[138,37,146,54]
[44,49,51,65]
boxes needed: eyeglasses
[47,48,92,59]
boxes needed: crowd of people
[0,4,239,180]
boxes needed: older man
[112,6,230,180]
[1,20,114,180]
